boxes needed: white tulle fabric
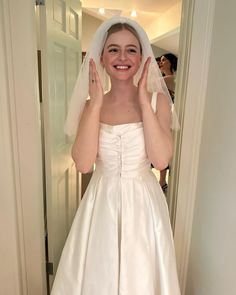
[64,16,179,136]
[51,123,181,295]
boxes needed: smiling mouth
[114,65,131,70]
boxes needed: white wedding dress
[51,122,181,295]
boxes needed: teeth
[115,65,129,69]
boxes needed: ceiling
[152,28,180,55]
[81,0,181,54]
[81,0,180,12]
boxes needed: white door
[36,0,82,290]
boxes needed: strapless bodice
[95,122,151,178]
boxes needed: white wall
[151,45,168,58]
[146,1,182,40]
[82,12,103,52]
[186,0,236,294]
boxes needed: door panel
[37,0,82,290]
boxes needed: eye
[127,48,138,54]
[108,47,119,53]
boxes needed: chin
[111,70,139,80]
[114,75,136,82]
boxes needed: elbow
[74,161,93,174]
[78,167,93,174]
[72,150,93,174]
[151,154,172,171]
[152,160,169,171]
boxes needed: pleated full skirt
[51,169,181,295]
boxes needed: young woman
[51,17,180,295]
[157,53,178,193]
[159,53,178,102]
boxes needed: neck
[164,69,173,76]
[108,79,137,102]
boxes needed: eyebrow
[106,44,139,49]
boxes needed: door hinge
[36,0,45,5]
[46,262,54,275]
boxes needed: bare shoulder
[164,75,175,92]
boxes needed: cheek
[133,55,142,67]
[101,53,113,68]
[101,54,107,66]
[100,55,104,66]
[132,57,142,75]
[166,61,171,69]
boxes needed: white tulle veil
[64,16,179,136]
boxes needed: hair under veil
[64,16,179,136]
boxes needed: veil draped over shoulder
[64,16,179,136]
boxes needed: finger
[89,59,94,84]
[89,59,98,84]
[91,59,102,86]
[142,57,151,79]
[140,57,151,85]
[92,60,98,83]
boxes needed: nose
[119,50,127,61]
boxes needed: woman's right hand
[89,58,104,108]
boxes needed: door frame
[170,0,216,293]
[0,0,216,293]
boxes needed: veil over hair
[64,16,179,136]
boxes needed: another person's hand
[89,59,104,107]
[138,57,152,107]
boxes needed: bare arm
[141,94,173,170]
[72,102,101,173]
[138,58,173,170]
[72,59,103,173]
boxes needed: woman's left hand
[138,57,152,107]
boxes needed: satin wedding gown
[51,122,181,295]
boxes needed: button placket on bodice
[96,123,151,178]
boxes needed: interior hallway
[1,0,236,294]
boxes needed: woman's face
[159,56,172,74]
[101,29,142,81]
